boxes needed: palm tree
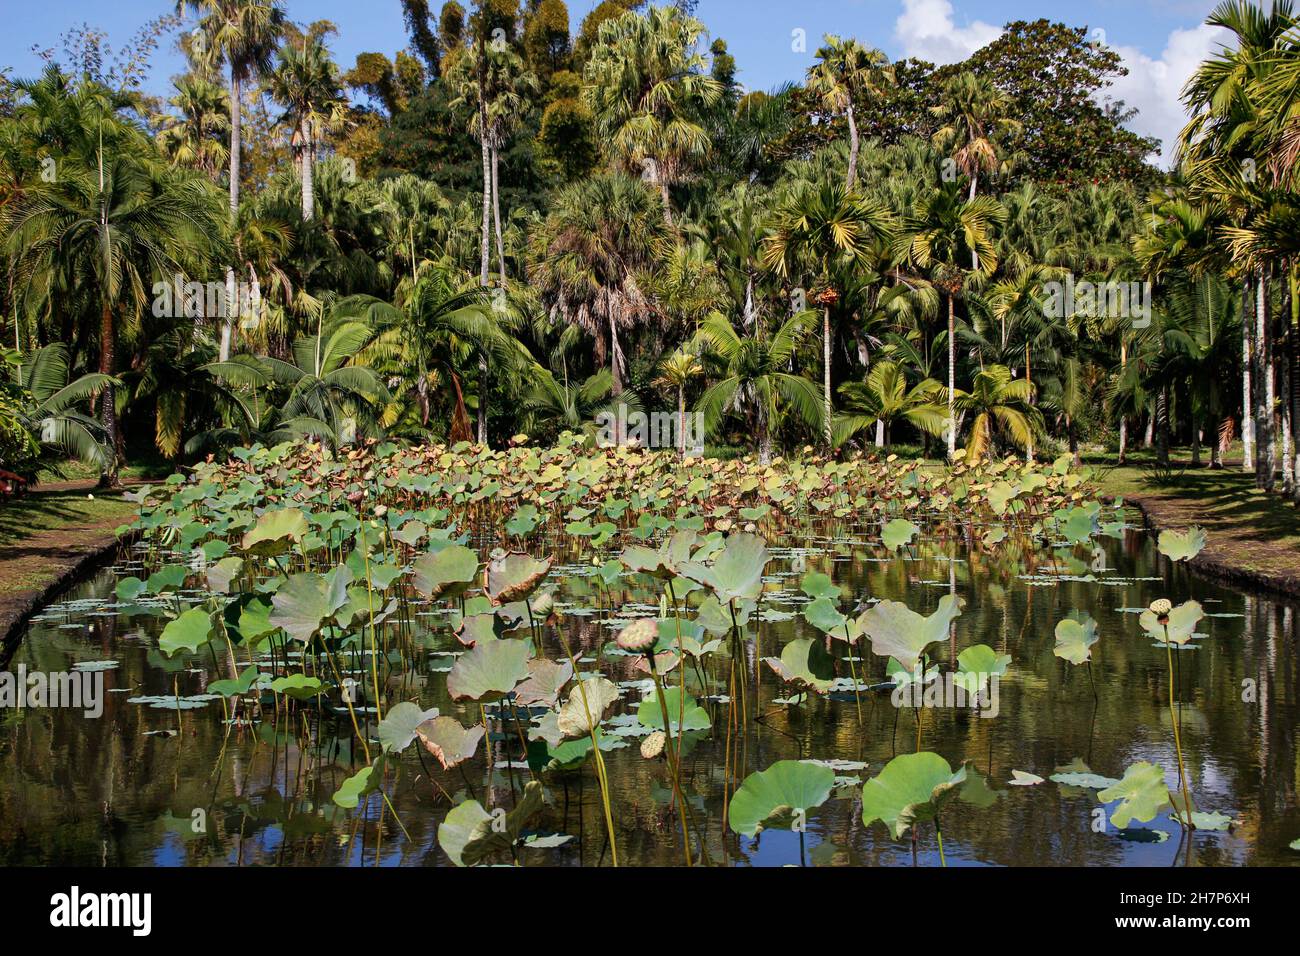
[806,35,893,190]
[523,366,630,441]
[901,181,1005,458]
[691,309,824,464]
[762,180,897,448]
[157,74,231,180]
[6,343,116,473]
[948,364,1037,462]
[3,146,228,485]
[834,360,946,450]
[654,346,702,455]
[528,173,669,395]
[179,0,287,360]
[265,35,346,222]
[582,3,721,223]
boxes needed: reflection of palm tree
[834,360,945,450]
[691,310,823,465]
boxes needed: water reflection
[1,527,1297,867]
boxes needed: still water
[1,527,1297,867]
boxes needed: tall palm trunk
[221,70,243,362]
[1257,271,1276,491]
[491,146,506,286]
[822,306,833,448]
[677,385,686,457]
[845,104,860,190]
[98,301,119,487]
[1242,280,1255,471]
[1024,338,1034,462]
[476,136,491,445]
[300,116,314,222]
[946,294,956,459]
[1117,339,1127,465]
[1291,263,1300,505]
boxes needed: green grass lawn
[0,488,134,547]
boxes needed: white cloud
[894,0,1002,65]
[1106,24,1229,165]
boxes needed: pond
[2,513,1296,867]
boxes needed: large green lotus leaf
[115,576,146,602]
[415,715,486,770]
[1053,612,1100,665]
[146,564,188,594]
[1138,600,1204,646]
[269,673,325,700]
[728,760,836,836]
[240,508,309,557]
[158,607,215,658]
[881,518,920,551]
[1158,526,1206,562]
[411,545,479,600]
[208,665,269,698]
[803,597,848,635]
[1098,761,1171,829]
[695,594,753,634]
[800,572,839,601]
[858,594,964,669]
[953,643,1011,694]
[636,685,711,733]
[680,532,768,602]
[987,481,1018,515]
[556,675,620,738]
[442,781,544,867]
[377,701,441,754]
[224,593,276,645]
[619,530,697,579]
[861,751,967,839]
[332,756,385,809]
[486,552,553,605]
[446,638,531,701]
[270,570,350,643]
[1058,504,1099,545]
[763,637,835,693]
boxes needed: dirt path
[0,479,136,652]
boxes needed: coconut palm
[761,180,897,448]
[834,360,946,450]
[691,309,824,464]
[806,35,893,190]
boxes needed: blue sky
[1,0,1229,160]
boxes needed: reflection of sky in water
[1,524,1297,868]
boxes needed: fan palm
[948,364,1037,462]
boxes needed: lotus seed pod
[616,618,658,653]
[531,591,554,616]
[1148,598,1173,616]
[641,730,666,759]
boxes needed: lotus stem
[1163,623,1195,830]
